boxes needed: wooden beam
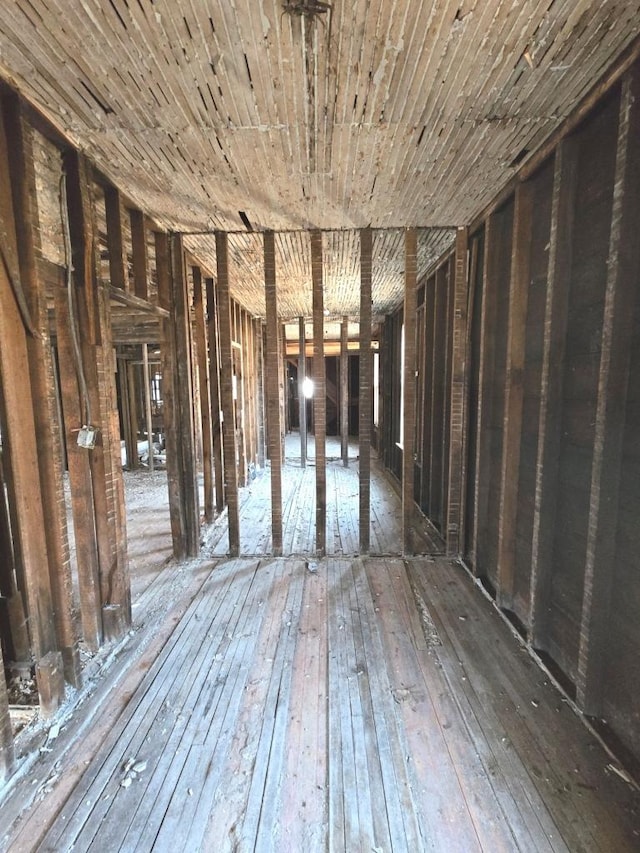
[216,232,240,555]
[193,266,214,522]
[0,168,65,715]
[497,182,535,606]
[205,275,225,512]
[447,230,469,556]
[130,209,149,301]
[255,319,266,470]
[142,344,154,473]
[402,228,418,555]
[124,358,139,470]
[298,317,307,467]
[340,316,349,467]
[104,185,129,293]
[172,234,199,555]
[311,230,326,555]
[264,231,283,555]
[529,138,578,648]
[0,655,13,780]
[108,284,169,317]
[53,274,103,650]
[64,150,131,642]
[3,94,81,686]
[359,228,372,553]
[577,69,640,714]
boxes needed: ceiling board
[0,1,637,318]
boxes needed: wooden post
[359,228,372,553]
[497,182,534,606]
[65,152,131,641]
[216,232,240,555]
[429,265,447,528]
[0,656,13,780]
[3,94,81,685]
[311,231,326,555]
[577,70,640,713]
[125,359,139,469]
[298,317,307,467]
[104,186,129,292]
[402,228,418,554]
[340,316,349,467]
[171,234,199,554]
[0,114,65,714]
[255,319,266,470]
[157,232,199,558]
[529,138,578,647]
[53,273,103,650]
[142,344,155,473]
[193,266,214,522]
[446,229,469,556]
[130,209,149,300]
[264,231,283,554]
[205,276,225,512]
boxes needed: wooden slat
[264,231,283,555]
[311,230,326,555]
[577,68,640,714]
[529,138,578,648]
[192,266,214,522]
[217,232,240,555]
[402,228,417,554]
[359,227,372,553]
[496,181,534,606]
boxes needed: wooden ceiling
[0,1,638,319]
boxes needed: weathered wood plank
[205,274,225,513]
[104,185,129,293]
[129,208,149,301]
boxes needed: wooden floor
[3,552,639,851]
[205,435,443,556]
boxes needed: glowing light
[302,377,314,398]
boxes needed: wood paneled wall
[378,59,640,763]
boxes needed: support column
[256,319,266,470]
[402,228,418,555]
[205,275,225,512]
[264,232,283,554]
[0,113,65,712]
[193,266,214,521]
[446,228,469,556]
[3,94,81,685]
[340,316,349,467]
[130,209,149,300]
[497,183,534,601]
[577,69,640,713]
[66,155,131,641]
[529,138,578,647]
[216,232,240,555]
[359,228,372,553]
[104,186,129,292]
[156,232,199,558]
[298,317,307,467]
[142,344,154,473]
[311,231,326,555]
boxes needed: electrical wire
[59,172,92,427]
